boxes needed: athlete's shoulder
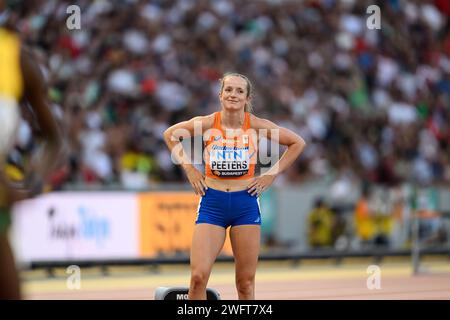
[248,114,279,130]
[190,113,215,129]
[200,113,216,121]
[20,45,34,61]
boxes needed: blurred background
[4,0,450,289]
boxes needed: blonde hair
[219,72,254,113]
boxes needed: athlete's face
[219,76,250,112]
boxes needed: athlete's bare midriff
[205,176,255,192]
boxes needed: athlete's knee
[190,269,209,289]
[236,275,255,297]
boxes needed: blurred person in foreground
[164,73,306,299]
[0,0,62,299]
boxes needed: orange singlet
[204,112,257,180]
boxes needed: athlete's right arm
[163,115,214,196]
[20,48,64,194]
[0,48,64,202]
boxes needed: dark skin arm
[20,48,60,144]
[0,47,64,202]
[20,47,64,193]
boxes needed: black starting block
[154,287,221,300]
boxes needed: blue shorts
[196,187,261,228]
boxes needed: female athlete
[163,73,306,300]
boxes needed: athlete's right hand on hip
[185,167,208,196]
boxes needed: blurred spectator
[307,197,335,248]
[120,140,156,189]
[353,184,376,246]
[354,184,395,248]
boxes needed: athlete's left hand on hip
[247,174,276,196]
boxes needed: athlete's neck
[220,109,245,129]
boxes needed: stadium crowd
[9,0,450,190]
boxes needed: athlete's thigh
[230,225,260,276]
[0,234,21,299]
[190,223,226,272]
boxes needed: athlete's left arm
[247,115,306,195]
